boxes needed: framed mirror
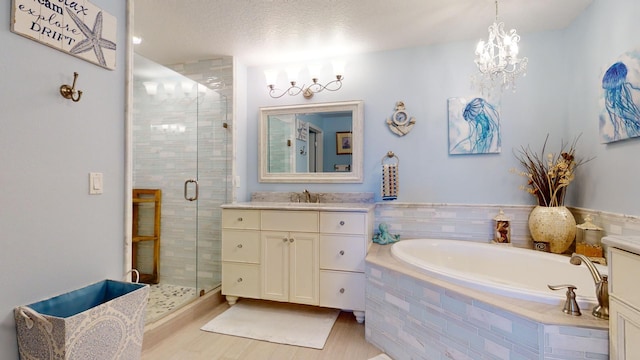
[259,100,364,183]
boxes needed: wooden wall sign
[11,0,117,70]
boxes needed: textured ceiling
[133,0,593,67]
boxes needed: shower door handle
[184,179,199,201]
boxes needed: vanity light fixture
[473,0,528,94]
[266,61,344,99]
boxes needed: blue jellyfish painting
[448,97,501,154]
[600,59,640,143]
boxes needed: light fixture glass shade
[308,63,323,80]
[264,69,278,86]
[332,60,345,77]
[163,82,175,96]
[142,81,158,95]
[181,81,194,95]
[286,67,300,83]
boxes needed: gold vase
[528,206,576,254]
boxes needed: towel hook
[60,72,83,102]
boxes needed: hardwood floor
[141,300,383,360]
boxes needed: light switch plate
[89,172,103,195]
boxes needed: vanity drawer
[261,210,318,232]
[320,234,365,272]
[222,209,260,230]
[222,262,260,298]
[610,248,640,309]
[320,270,365,311]
[320,212,366,235]
[222,230,260,263]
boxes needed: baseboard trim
[142,287,224,351]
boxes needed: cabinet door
[262,231,290,302]
[610,297,640,359]
[289,231,319,306]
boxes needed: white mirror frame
[259,100,364,183]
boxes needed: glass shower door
[133,54,200,322]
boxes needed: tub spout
[570,253,609,320]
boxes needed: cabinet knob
[339,288,345,294]
[339,221,345,226]
[283,238,288,243]
[339,250,345,256]
[289,238,295,243]
[237,278,243,283]
[237,244,243,249]
[237,217,243,221]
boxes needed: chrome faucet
[570,253,609,320]
[303,189,311,203]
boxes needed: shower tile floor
[145,283,197,324]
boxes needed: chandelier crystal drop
[473,0,528,94]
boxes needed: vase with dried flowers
[511,134,593,253]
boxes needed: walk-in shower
[132,54,232,323]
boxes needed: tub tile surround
[366,245,609,360]
[375,203,640,251]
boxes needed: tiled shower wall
[133,57,233,291]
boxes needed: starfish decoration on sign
[66,8,116,67]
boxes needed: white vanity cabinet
[604,236,640,360]
[221,209,261,305]
[319,212,369,323]
[221,204,373,322]
[261,210,319,305]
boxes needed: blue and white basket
[15,279,149,360]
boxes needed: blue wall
[0,2,127,358]
[245,0,640,217]
[564,0,640,215]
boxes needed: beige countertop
[603,235,640,254]
[221,202,375,212]
[366,243,608,330]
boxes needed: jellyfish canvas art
[599,50,640,143]
[448,97,501,154]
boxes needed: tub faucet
[570,253,609,320]
[303,189,311,203]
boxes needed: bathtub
[390,238,607,306]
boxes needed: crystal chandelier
[473,0,528,94]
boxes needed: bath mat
[200,299,339,349]
[368,354,393,360]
